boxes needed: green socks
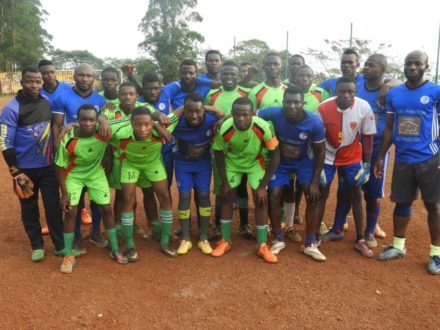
[160,209,173,247]
[220,219,232,241]
[106,228,119,253]
[429,244,440,257]
[63,232,74,255]
[257,225,268,245]
[392,236,406,251]
[122,211,135,249]
[151,219,161,236]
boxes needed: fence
[0,70,111,95]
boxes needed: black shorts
[391,153,440,203]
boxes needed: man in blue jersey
[322,54,390,248]
[0,67,65,261]
[170,93,223,255]
[318,48,364,97]
[258,85,326,260]
[38,59,71,106]
[375,50,440,275]
[199,50,222,82]
[52,63,108,253]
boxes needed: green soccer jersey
[55,128,108,177]
[248,82,287,110]
[303,86,330,114]
[99,91,119,106]
[212,116,278,171]
[102,101,156,121]
[205,86,250,115]
[110,113,178,166]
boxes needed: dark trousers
[19,166,64,250]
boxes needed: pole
[435,23,440,84]
[285,30,289,80]
[349,22,353,48]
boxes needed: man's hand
[101,103,116,113]
[374,158,384,178]
[98,117,112,140]
[12,172,34,199]
[158,113,171,127]
[355,163,371,186]
[305,182,320,203]
[255,186,268,208]
[58,123,78,143]
[60,194,71,212]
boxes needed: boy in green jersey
[102,81,162,241]
[99,67,120,105]
[211,97,280,263]
[55,104,128,274]
[205,61,254,240]
[112,106,179,260]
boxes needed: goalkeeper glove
[354,163,371,186]
[12,171,34,199]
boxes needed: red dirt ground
[0,95,438,329]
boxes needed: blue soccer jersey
[172,112,217,162]
[52,87,106,124]
[387,81,440,163]
[357,83,386,155]
[257,107,325,162]
[156,81,211,114]
[318,75,365,97]
[40,81,71,106]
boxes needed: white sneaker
[60,255,76,273]
[319,222,329,235]
[303,242,326,261]
[270,240,286,255]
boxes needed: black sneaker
[73,238,87,255]
[238,224,255,240]
[160,244,178,258]
[125,248,139,262]
[89,230,108,248]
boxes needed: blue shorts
[269,159,314,188]
[362,152,390,198]
[324,162,362,187]
[175,158,212,193]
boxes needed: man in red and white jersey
[317,76,377,258]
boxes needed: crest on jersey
[299,132,308,140]
[350,122,357,129]
[158,103,166,111]
[420,96,430,104]
[206,129,213,137]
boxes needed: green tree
[0,0,52,71]
[138,0,204,83]
[230,39,271,81]
[51,49,104,70]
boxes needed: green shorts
[108,158,152,189]
[120,158,167,185]
[226,164,264,190]
[66,168,110,205]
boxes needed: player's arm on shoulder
[96,113,112,140]
[204,105,224,119]
[377,79,402,108]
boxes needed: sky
[41,0,440,73]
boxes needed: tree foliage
[138,0,204,83]
[230,39,271,81]
[0,0,52,71]
[50,49,104,70]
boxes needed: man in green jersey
[211,97,280,263]
[99,67,120,105]
[55,104,128,274]
[205,61,253,240]
[248,52,287,110]
[112,106,179,260]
